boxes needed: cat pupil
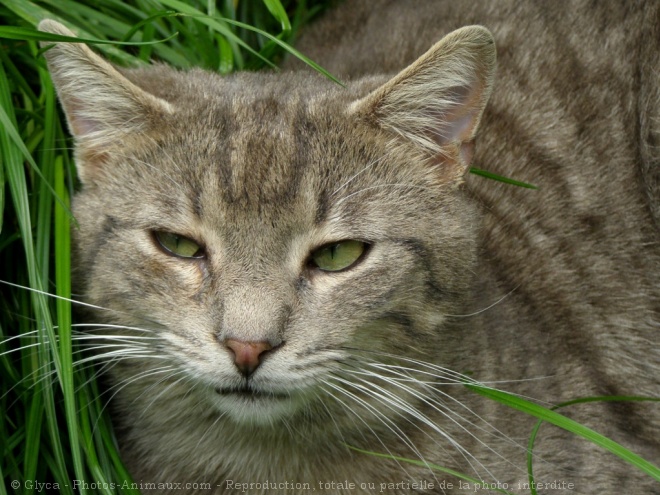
[154,231,203,259]
[310,241,366,272]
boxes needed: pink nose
[224,339,273,376]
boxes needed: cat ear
[38,20,173,183]
[351,25,496,180]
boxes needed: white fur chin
[210,391,301,425]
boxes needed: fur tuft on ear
[352,25,496,176]
[39,20,173,182]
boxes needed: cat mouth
[211,384,301,424]
[215,385,289,400]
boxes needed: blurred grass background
[0,1,332,493]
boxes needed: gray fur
[39,1,659,493]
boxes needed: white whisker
[329,372,455,478]
[331,154,387,196]
[320,380,418,481]
[336,184,437,206]
[445,286,519,318]
[344,366,521,480]
[0,280,166,328]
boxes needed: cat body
[39,0,659,493]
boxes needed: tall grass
[0,1,330,493]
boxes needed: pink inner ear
[67,97,102,138]
[437,111,478,145]
[70,115,102,138]
[432,84,482,147]
[459,140,475,166]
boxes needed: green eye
[154,231,205,259]
[310,240,367,272]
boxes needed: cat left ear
[351,26,496,180]
[38,20,173,184]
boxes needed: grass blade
[470,167,537,189]
[262,0,291,34]
[156,0,275,68]
[525,395,660,494]
[466,384,660,481]
[0,25,178,45]
[221,16,344,86]
[346,445,515,494]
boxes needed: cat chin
[208,387,303,425]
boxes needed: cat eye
[309,240,367,272]
[153,231,205,259]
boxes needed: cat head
[40,19,495,426]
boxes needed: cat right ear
[38,20,173,184]
[351,26,496,183]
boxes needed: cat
[38,0,659,493]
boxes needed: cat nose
[224,339,273,377]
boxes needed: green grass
[347,388,659,495]
[0,1,330,493]
[466,386,660,486]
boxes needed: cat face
[70,78,477,425]
[40,20,494,426]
